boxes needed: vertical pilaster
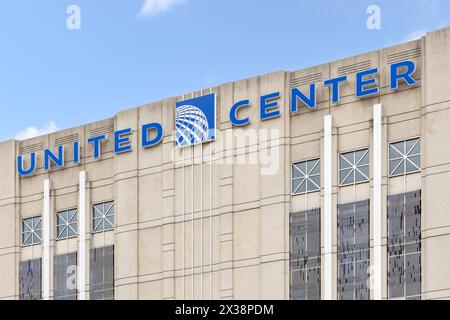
[42,179,51,300]
[323,115,333,300]
[78,171,87,300]
[215,83,235,300]
[219,133,234,300]
[162,135,176,300]
[372,104,383,300]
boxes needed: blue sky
[0,0,448,141]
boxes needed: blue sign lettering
[17,60,418,176]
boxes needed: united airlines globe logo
[175,94,216,148]
[176,105,209,146]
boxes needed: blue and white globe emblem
[176,104,210,147]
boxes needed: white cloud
[15,121,59,141]
[403,28,428,42]
[138,0,186,17]
[402,23,448,42]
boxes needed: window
[54,253,77,300]
[292,159,320,195]
[22,216,42,246]
[388,190,421,300]
[56,209,78,240]
[339,149,370,185]
[92,201,114,232]
[290,208,321,300]
[389,138,421,176]
[90,246,114,300]
[338,200,370,300]
[19,259,41,300]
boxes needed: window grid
[92,201,115,233]
[292,159,321,195]
[22,216,42,246]
[56,209,78,240]
[54,253,77,300]
[387,191,421,300]
[389,138,421,177]
[90,246,114,300]
[290,208,321,300]
[339,149,370,186]
[337,200,370,300]
[19,258,41,300]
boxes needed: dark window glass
[90,246,114,300]
[19,259,41,300]
[338,200,370,300]
[388,190,421,300]
[290,208,321,300]
[54,253,77,300]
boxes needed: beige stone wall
[0,140,19,299]
[422,27,450,300]
[0,26,449,300]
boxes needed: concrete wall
[0,26,449,300]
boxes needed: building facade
[0,26,450,300]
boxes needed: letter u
[18,152,36,176]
